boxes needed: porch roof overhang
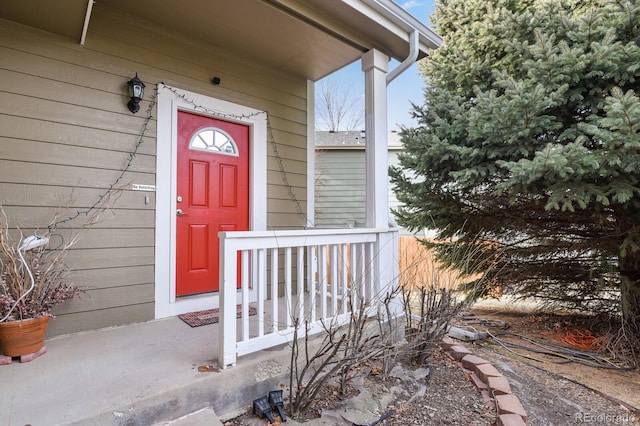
[0,0,441,81]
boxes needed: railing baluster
[359,243,366,310]
[297,246,305,323]
[257,248,266,337]
[350,242,358,312]
[330,244,338,316]
[270,247,279,333]
[285,247,292,328]
[309,246,316,322]
[373,237,381,298]
[366,241,374,304]
[318,244,328,319]
[241,250,250,340]
[341,243,348,315]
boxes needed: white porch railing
[218,228,399,368]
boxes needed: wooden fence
[398,236,463,291]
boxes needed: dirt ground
[225,347,495,426]
[226,305,640,425]
[462,306,640,423]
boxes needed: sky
[316,0,436,131]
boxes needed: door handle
[176,209,188,216]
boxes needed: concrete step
[158,408,223,426]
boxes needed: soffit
[0,0,88,40]
[0,0,437,81]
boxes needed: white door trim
[155,84,267,319]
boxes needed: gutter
[359,0,442,84]
[360,0,442,50]
[386,29,418,84]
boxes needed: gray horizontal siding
[315,150,366,228]
[0,2,310,335]
[315,148,414,234]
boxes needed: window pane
[189,127,238,156]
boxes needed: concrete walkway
[1,317,291,425]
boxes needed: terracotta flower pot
[0,316,50,357]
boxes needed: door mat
[178,305,257,327]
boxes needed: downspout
[80,0,95,46]
[386,29,419,85]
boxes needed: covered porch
[0,0,440,338]
[0,1,441,422]
[0,229,399,424]
[1,314,291,425]
[1,225,398,424]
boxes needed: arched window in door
[189,127,238,156]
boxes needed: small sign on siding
[132,184,156,192]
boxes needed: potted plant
[0,209,83,359]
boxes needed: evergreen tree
[391,0,640,344]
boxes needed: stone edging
[441,340,528,426]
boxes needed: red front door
[176,111,249,296]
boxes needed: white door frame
[155,84,267,319]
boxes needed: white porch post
[219,233,238,368]
[362,49,390,229]
[362,49,400,316]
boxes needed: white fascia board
[343,0,442,51]
[371,0,442,48]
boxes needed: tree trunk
[619,257,640,353]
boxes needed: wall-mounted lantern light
[127,73,145,113]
